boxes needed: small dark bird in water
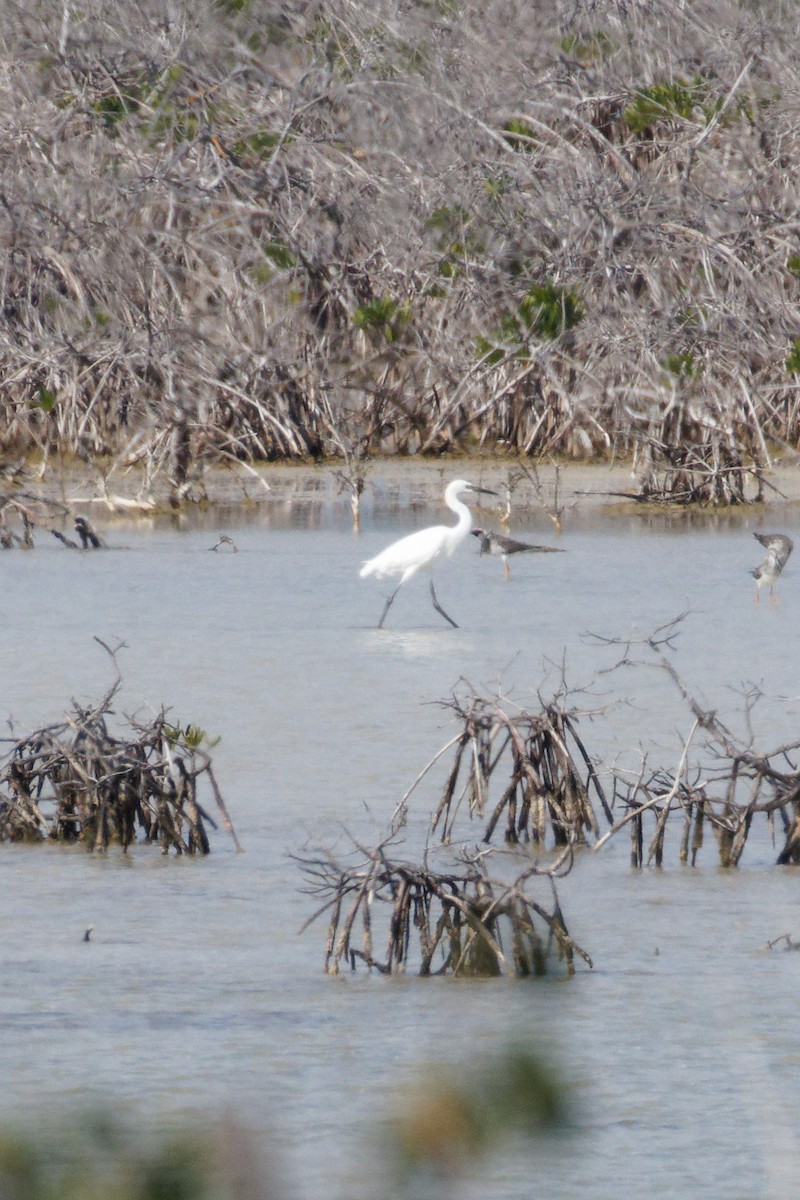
[83,925,94,942]
[74,516,103,549]
[751,532,793,603]
[471,527,565,581]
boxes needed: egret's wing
[360,525,449,579]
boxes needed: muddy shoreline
[12,454,800,531]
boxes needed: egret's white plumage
[751,532,793,603]
[360,478,496,628]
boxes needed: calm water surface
[1,472,799,1199]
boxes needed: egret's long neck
[446,490,473,539]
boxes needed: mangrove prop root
[427,688,611,849]
[0,644,238,854]
[296,838,591,979]
[595,620,800,868]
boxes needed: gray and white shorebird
[751,532,793,603]
[471,527,565,581]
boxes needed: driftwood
[633,449,770,506]
[0,639,240,855]
[500,461,573,532]
[437,631,800,870]
[74,516,104,548]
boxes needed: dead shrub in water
[421,685,612,848]
[0,640,239,854]
[297,681,605,977]
[297,834,590,978]
[594,617,800,868]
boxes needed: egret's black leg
[377,585,401,628]
[430,579,458,628]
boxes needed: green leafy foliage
[662,350,698,378]
[76,65,214,145]
[231,129,284,161]
[0,1114,229,1200]
[502,116,538,151]
[162,722,220,750]
[148,107,201,144]
[476,282,583,363]
[307,20,361,80]
[353,296,399,327]
[390,1047,567,1182]
[426,205,485,279]
[92,89,141,128]
[0,1051,567,1200]
[518,282,583,338]
[352,296,411,343]
[251,238,298,284]
[624,78,707,134]
[624,74,750,134]
[786,338,800,376]
[426,204,471,236]
[33,386,57,412]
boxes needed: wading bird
[360,479,497,628]
[471,527,565,581]
[751,531,793,603]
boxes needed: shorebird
[751,532,793,603]
[74,516,103,549]
[471,527,565,581]
[360,479,497,628]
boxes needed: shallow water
[1,472,800,1199]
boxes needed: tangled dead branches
[402,684,612,848]
[594,617,800,867]
[0,639,240,854]
[297,835,590,978]
[297,683,606,977]
[2,3,800,491]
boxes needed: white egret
[471,527,565,581]
[360,479,497,628]
[751,532,793,603]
